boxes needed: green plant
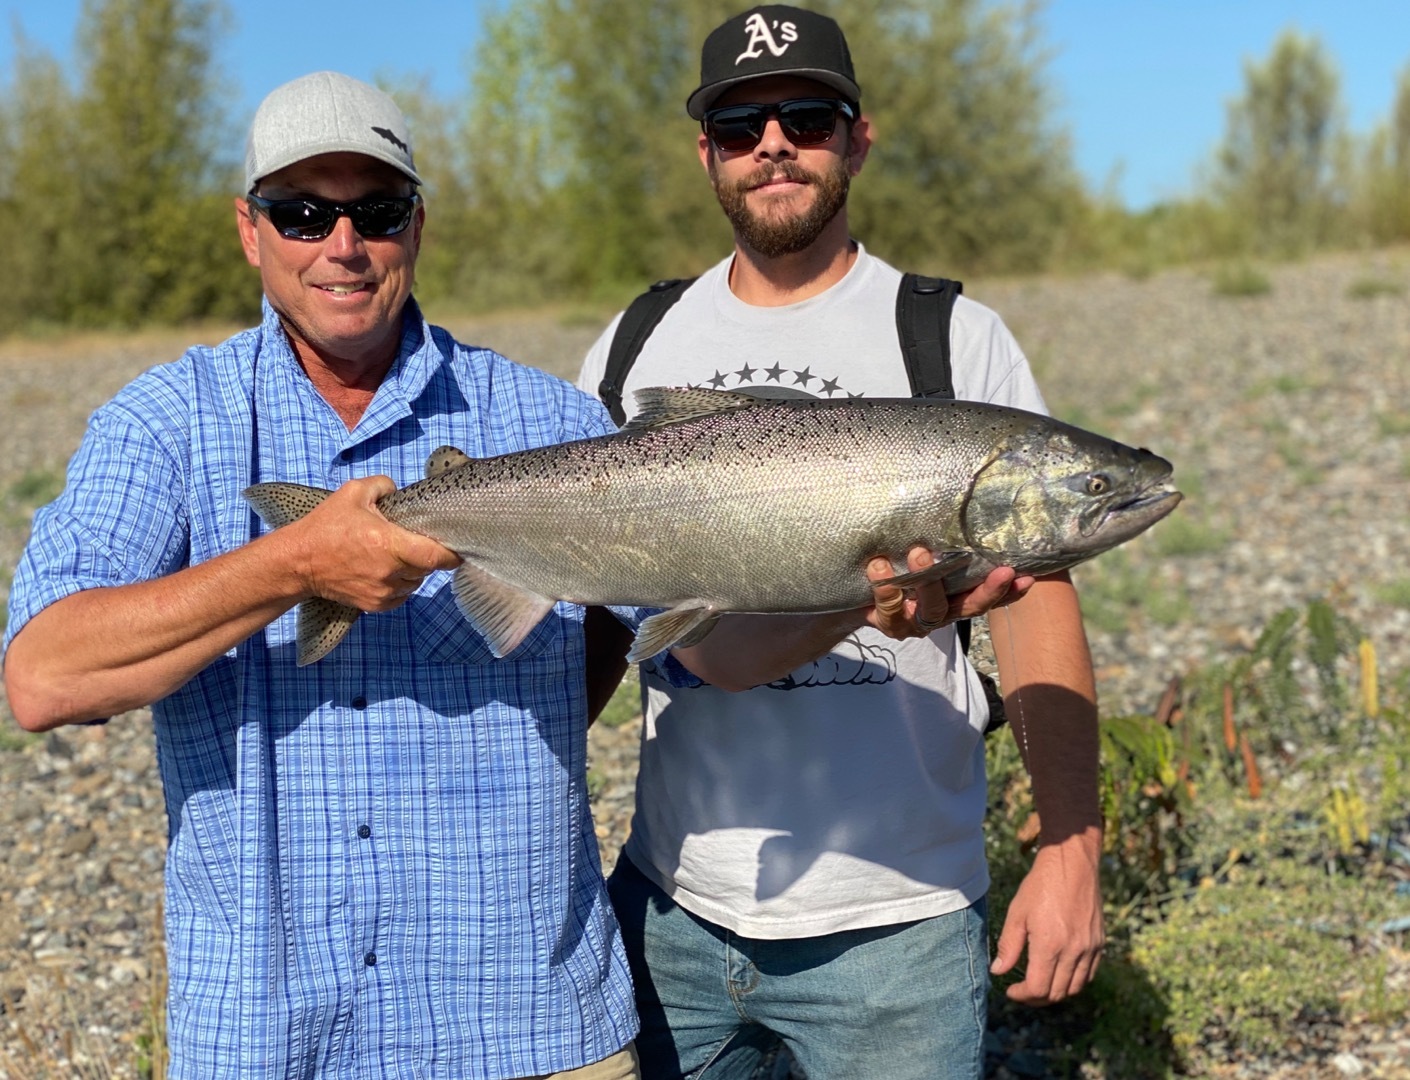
[9,468,64,505]
[1377,411,1410,437]
[1212,262,1273,297]
[133,898,167,1078]
[1347,275,1405,299]
[3,468,65,527]
[1130,861,1398,1057]
[586,768,608,801]
[0,726,39,752]
[1150,512,1229,558]
[1376,578,1410,609]
[595,669,642,730]
[1073,550,1193,635]
[981,599,1409,1075]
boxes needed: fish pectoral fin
[627,602,721,664]
[451,562,556,658]
[297,598,361,666]
[622,387,764,432]
[424,445,472,479]
[243,482,334,529]
[674,611,722,649]
[872,551,973,590]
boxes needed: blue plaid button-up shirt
[5,300,639,1078]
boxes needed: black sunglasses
[246,192,421,240]
[702,98,857,154]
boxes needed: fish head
[960,419,1183,574]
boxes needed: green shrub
[2,468,65,528]
[1073,549,1193,635]
[596,668,642,730]
[1212,262,1273,297]
[1131,862,1397,1057]
[980,600,1410,1075]
[1377,411,1410,437]
[1150,512,1229,558]
[1377,578,1410,609]
[1346,275,1405,299]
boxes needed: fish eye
[1086,473,1112,495]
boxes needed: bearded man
[576,7,1106,1079]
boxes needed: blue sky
[2,0,1406,209]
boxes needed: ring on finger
[915,611,946,634]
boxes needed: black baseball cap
[686,5,861,120]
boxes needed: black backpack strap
[599,277,697,425]
[895,273,1006,731]
[895,273,963,399]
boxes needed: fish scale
[244,387,1181,665]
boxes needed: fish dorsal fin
[623,387,766,432]
[425,445,473,479]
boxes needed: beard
[710,154,851,258]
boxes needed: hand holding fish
[276,476,463,613]
[865,549,1035,640]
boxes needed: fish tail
[243,481,334,529]
[242,481,360,665]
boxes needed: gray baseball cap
[244,70,422,192]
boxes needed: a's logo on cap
[372,126,409,154]
[736,12,798,64]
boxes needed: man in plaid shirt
[3,71,643,1080]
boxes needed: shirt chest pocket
[408,570,566,663]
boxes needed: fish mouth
[1114,487,1183,517]
[1079,486,1183,544]
[1099,488,1184,539]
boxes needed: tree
[1211,30,1349,256]
[72,0,252,325]
[839,0,1082,274]
[444,0,1079,308]
[0,40,85,333]
[1352,62,1410,245]
[0,0,255,333]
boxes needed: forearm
[673,607,868,691]
[988,573,1101,844]
[4,530,308,730]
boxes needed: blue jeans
[607,856,989,1080]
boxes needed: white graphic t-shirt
[578,246,1048,938]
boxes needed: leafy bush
[1347,275,1406,300]
[985,599,1410,1074]
[1131,862,1399,1057]
[1212,262,1274,297]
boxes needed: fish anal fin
[425,445,473,479]
[627,601,720,663]
[297,598,361,666]
[451,562,556,658]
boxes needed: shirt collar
[256,295,444,440]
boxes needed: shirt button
[357,824,371,839]
[351,695,367,710]
[364,952,377,967]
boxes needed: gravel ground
[2,250,1409,1077]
